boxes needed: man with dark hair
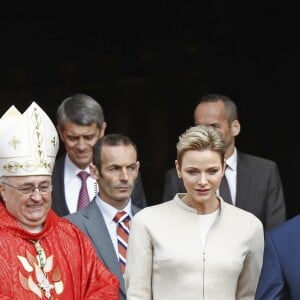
[162,93,286,229]
[52,93,147,216]
[66,133,141,300]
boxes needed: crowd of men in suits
[50,93,297,299]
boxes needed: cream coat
[125,194,264,300]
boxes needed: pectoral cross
[39,275,55,299]
[30,239,55,299]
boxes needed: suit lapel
[52,155,70,216]
[131,204,141,216]
[235,151,250,208]
[82,201,126,296]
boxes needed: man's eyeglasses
[2,182,52,195]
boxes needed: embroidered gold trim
[3,107,57,173]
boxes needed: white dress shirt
[64,154,98,213]
[96,196,133,256]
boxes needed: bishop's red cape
[0,201,119,299]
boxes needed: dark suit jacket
[51,155,147,216]
[162,150,286,229]
[255,215,300,300]
[65,199,141,300]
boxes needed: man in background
[52,93,147,216]
[162,93,286,229]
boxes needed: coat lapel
[82,200,125,296]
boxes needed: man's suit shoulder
[268,214,300,240]
[52,154,65,174]
[167,166,176,172]
[64,210,87,231]
[165,167,177,176]
[65,202,141,222]
[238,151,278,167]
[65,209,84,222]
[237,151,281,177]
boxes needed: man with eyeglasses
[0,102,119,299]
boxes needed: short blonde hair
[176,125,225,166]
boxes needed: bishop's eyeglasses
[2,182,52,195]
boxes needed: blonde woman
[125,124,264,300]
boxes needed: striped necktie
[113,211,131,274]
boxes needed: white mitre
[0,102,59,177]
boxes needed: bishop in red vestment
[0,102,119,299]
